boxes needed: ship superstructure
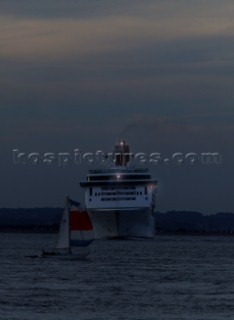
[80,141,157,239]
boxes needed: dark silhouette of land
[0,208,62,233]
[156,211,234,235]
[1,208,234,234]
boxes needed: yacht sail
[55,197,94,253]
[56,197,70,250]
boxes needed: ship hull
[87,208,155,239]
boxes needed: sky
[0,0,234,213]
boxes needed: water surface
[1,234,234,320]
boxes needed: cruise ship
[80,141,157,239]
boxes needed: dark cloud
[0,0,145,19]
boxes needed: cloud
[1,0,234,62]
[119,112,234,140]
[0,0,145,20]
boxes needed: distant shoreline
[1,209,234,235]
[155,231,234,236]
[1,228,234,236]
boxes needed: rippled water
[1,233,234,320]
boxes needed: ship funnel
[114,140,130,167]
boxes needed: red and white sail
[56,197,94,250]
[70,199,94,247]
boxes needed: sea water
[0,233,234,320]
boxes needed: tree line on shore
[0,208,234,234]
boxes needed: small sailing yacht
[42,197,94,257]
